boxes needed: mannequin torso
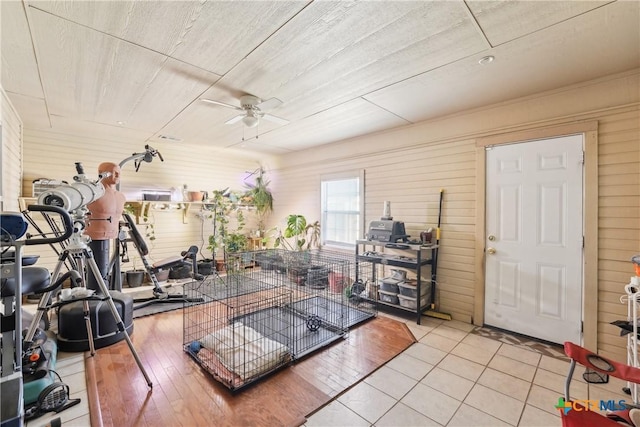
[85,162,125,240]
[86,188,126,239]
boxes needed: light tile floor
[21,309,632,427]
[305,314,632,427]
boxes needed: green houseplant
[271,214,321,251]
[206,189,248,270]
[267,214,321,285]
[243,166,273,236]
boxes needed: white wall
[1,86,22,212]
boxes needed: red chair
[561,341,640,426]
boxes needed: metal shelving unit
[355,239,438,324]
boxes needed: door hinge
[581,321,584,333]
[582,236,585,248]
[580,151,585,165]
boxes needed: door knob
[488,235,495,241]
[487,247,496,254]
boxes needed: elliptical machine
[1,205,81,424]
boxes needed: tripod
[26,215,153,389]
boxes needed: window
[320,171,364,248]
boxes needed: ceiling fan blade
[261,113,289,125]
[201,98,243,111]
[225,114,245,125]
[256,97,283,111]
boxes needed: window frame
[320,169,365,249]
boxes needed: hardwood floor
[86,309,416,427]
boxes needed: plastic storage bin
[379,278,401,293]
[398,281,430,298]
[397,293,429,310]
[378,289,399,305]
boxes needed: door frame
[474,121,599,349]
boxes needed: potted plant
[243,166,273,236]
[205,189,249,270]
[268,214,321,285]
[206,189,233,261]
[224,231,249,253]
[125,259,145,287]
[224,231,250,273]
[271,214,321,251]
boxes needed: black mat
[130,283,193,318]
[132,275,279,318]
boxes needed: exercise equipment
[1,205,75,426]
[104,145,164,291]
[118,213,204,310]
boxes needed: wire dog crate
[183,275,294,391]
[183,249,376,390]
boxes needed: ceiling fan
[200,95,289,128]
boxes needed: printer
[367,220,408,243]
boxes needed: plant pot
[255,253,283,271]
[197,260,214,276]
[126,270,145,288]
[215,260,226,272]
[188,191,205,202]
[329,272,347,294]
[288,263,310,286]
[307,265,329,289]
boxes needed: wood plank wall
[272,71,640,360]
[272,138,479,324]
[20,130,268,271]
[595,109,640,360]
[1,88,23,212]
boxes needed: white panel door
[484,135,583,344]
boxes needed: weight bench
[121,213,203,310]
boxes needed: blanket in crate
[200,322,290,381]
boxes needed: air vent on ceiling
[157,134,182,142]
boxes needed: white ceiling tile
[2,1,638,154]
[466,0,613,46]
[5,93,50,129]
[1,1,44,99]
[365,0,640,123]
[27,0,306,75]
[48,114,156,143]
[214,1,487,121]
[28,8,220,131]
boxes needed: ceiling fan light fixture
[242,115,259,128]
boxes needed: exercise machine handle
[25,205,74,245]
